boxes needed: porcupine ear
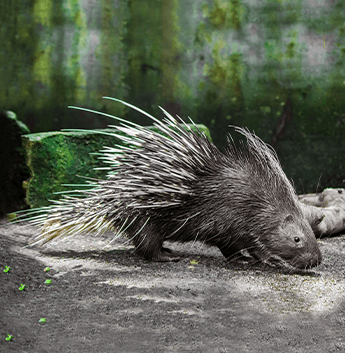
[281,214,294,228]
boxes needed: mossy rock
[23,124,211,209]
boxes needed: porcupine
[23,97,322,270]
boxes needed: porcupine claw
[152,247,180,262]
[162,246,175,254]
[219,247,253,263]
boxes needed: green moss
[283,2,299,24]
[202,0,245,30]
[33,0,52,26]
[194,23,212,46]
[330,1,345,29]
[32,0,52,100]
[286,41,295,59]
[100,0,129,103]
[339,24,345,38]
[162,0,181,103]
[228,0,245,30]
[196,35,247,148]
[228,53,245,108]
[209,0,227,28]
[265,40,284,61]
[127,0,163,119]
[22,131,118,208]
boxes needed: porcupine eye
[316,215,325,225]
[294,237,300,243]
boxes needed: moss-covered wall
[167,0,345,193]
[1,0,345,193]
[0,0,129,132]
[176,1,345,142]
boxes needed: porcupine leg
[215,241,252,262]
[130,222,180,262]
[217,245,240,260]
[218,246,253,262]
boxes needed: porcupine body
[26,98,322,270]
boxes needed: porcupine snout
[263,214,322,269]
[292,249,322,269]
[292,236,322,269]
[285,217,322,269]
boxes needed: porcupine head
[198,128,323,270]
[24,98,322,270]
[221,159,322,269]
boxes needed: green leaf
[44,267,50,272]
[18,284,26,291]
[3,266,12,273]
[44,279,52,284]
[190,260,199,265]
[38,318,46,324]
[5,334,13,341]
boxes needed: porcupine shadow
[22,98,322,271]
[36,236,319,276]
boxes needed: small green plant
[7,213,17,222]
[18,284,26,291]
[44,279,52,284]
[44,267,50,272]
[5,334,13,341]
[38,318,46,324]
[190,260,199,265]
[3,266,12,273]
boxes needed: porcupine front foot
[135,245,180,262]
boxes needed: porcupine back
[23,98,322,269]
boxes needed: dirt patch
[1,218,345,352]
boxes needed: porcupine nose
[303,248,322,269]
[310,249,322,268]
[293,244,322,269]
[300,223,323,269]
